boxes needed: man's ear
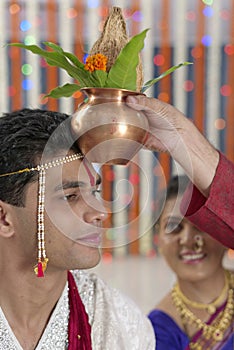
[0,201,14,237]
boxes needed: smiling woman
[148,175,234,350]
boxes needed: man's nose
[83,198,108,224]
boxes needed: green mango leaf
[8,43,92,87]
[43,41,64,53]
[141,62,193,93]
[62,51,85,69]
[43,42,85,69]
[105,29,149,90]
[45,83,80,98]
[91,70,108,87]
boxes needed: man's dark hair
[0,108,80,206]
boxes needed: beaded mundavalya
[0,153,84,277]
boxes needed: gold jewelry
[171,271,234,345]
[174,271,229,315]
[194,234,204,254]
[0,153,84,277]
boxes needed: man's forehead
[45,157,101,188]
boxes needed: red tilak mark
[83,158,95,186]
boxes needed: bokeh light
[132,11,143,22]
[153,54,165,66]
[224,44,234,56]
[183,80,194,92]
[214,118,226,130]
[20,20,32,32]
[73,91,82,99]
[129,173,140,185]
[87,0,99,8]
[203,6,213,17]
[22,79,33,91]
[24,35,36,45]
[202,0,213,5]
[102,251,113,263]
[9,3,20,14]
[67,8,78,19]
[21,64,33,76]
[220,85,232,97]
[201,35,212,46]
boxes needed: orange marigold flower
[84,53,108,72]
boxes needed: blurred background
[0,0,233,312]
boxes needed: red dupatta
[67,271,92,349]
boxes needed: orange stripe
[10,0,22,110]
[193,1,205,132]
[128,160,140,255]
[73,0,85,111]
[101,164,113,254]
[46,0,58,111]
[158,0,171,188]
[226,2,234,162]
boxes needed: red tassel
[37,262,44,277]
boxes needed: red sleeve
[180,153,234,249]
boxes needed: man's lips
[76,233,102,246]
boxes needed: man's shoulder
[70,269,148,319]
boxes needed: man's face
[11,156,107,272]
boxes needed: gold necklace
[171,273,234,345]
[174,271,229,315]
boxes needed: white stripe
[205,1,222,149]
[140,0,155,97]
[138,150,156,255]
[111,165,129,256]
[172,0,187,115]
[58,0,74,114]
[85,1,101,51]
[25,0,40,109]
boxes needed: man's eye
[62,193,80,201]
[165,222,183,234]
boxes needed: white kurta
[0,270,156,349]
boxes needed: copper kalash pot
[71,87,149,165]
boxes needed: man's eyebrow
[54,181,85,192]
[54,176,101,192]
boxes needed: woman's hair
[0,108,80,207]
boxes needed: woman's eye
[92,189,102,198]
[165,222,183,234]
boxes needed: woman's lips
[180,251,206,264]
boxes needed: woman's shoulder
[154,292,184,327]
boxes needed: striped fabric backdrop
[0,0,233,258]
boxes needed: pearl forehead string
[0,153,84,277]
